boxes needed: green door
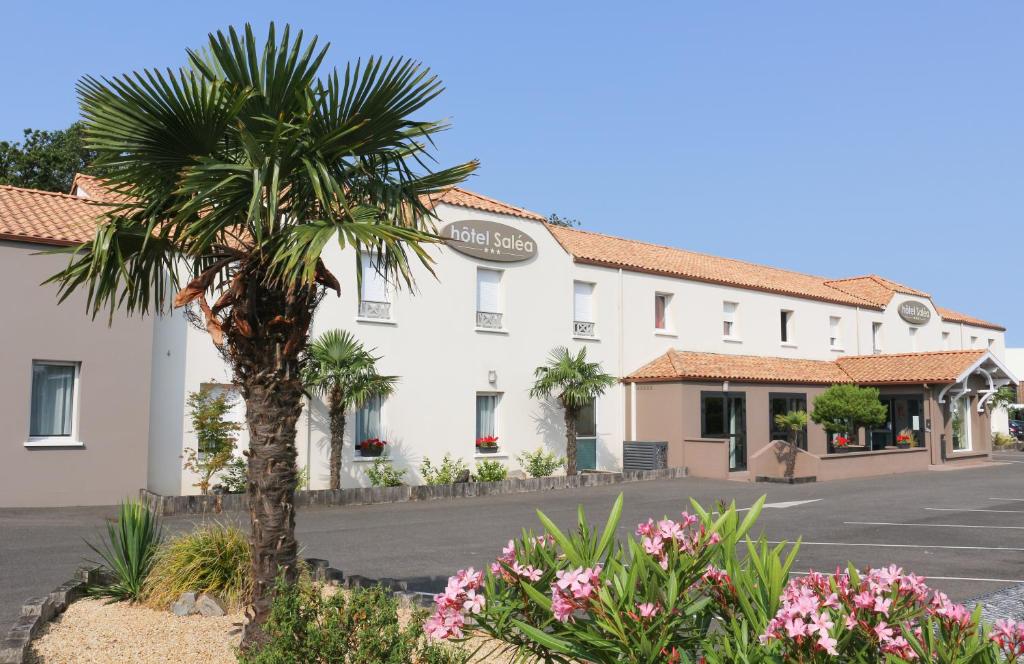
[577,437,597,471]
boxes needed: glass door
[727,396,747,472]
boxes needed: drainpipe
[618,268,625,446]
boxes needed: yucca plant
[144,523,252,610]
[84,499,164,602]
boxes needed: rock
[170,592,197,616]
[454,469,471,483]
[196,593,227,617]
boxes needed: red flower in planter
[896,434,911,443]
[834,436,849,448]
[475,436,499,448]
[359,438,386,450]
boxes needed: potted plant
[895,429,916,449]
[475,435,499,454]
[833,434,850,450]
[358,438,386,457]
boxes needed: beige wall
[0,241,153,507]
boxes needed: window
[951,397,972,451]
[909,326,918,351]
[780,310,793,344]
[769,393,807,450]
[475,394,499,440]
[872,322,883,354]
[828,316,842,349]
[722,301,739,339]
[655,293,671,331]
[988,338,995,349]
[476,268,503,329]
[942,331,951,349]
[575,399,597,439]
[29,361,78,439]
[970,335,978,348]
[355,396,382,443]
[358,254,391,320]
[573,281,595,337]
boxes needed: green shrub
[472,459,508,482]
[84,499,164,602]
[220,456,248,493]
[516,447,565,477]
[419,454,469,485]
[144,523,251,610]
[238,577,468,663]
[366,458,406,487]
[994,432,1017,448]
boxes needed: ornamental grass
[143,522,252,610]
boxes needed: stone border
[754,475,817,484]
[140,467,689,516]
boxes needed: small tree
[773,410,808,478]
[183,389,242,495]
[302,330,398,490]
[810,384,887,448]
[530,347,618,475]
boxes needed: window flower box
[475,436,499,454]
[896,430,916,449]
[358,438,386,457]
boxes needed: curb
[140,466,689,516]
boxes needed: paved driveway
[3,457,1023,636]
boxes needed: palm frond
[529,346,619,409]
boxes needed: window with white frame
[909,326,918,351]
[942,331,951,349]
[573,281,595,337]
[951,397,972,451]
[828,316,842,349]
[871,322,883,354]
[355,396,382,444]
[780,310,794,344]
[988,338,995,349]
[476,268,503,330]
[358,253,391,320]
[29,361,78,439]
[475,393,500,448]
[970,335,978,348]
[722,301,739,339]
[655,293,672,331]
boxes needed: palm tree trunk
[329,387,344,490]
[228,273,316,650]
[563,404,578,475]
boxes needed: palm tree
[302,330,397,490]
[773,410,808,478]
[48,24,476,645]
[529,347,618,475]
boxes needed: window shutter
[360,254,389,303]
[574,282,594,322]
[476,269,502,313]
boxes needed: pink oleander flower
[636,602,660,618]
[427,567,486,640]
[991,619,1024,657]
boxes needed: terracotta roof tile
[626,350,851,384]
[547,225,880,308]
[823,275,930,307]
[70,173,135,204]
[935,306,1005,332]
[426,187,546,221]
[626,349,992,386]
[0,184,103,246]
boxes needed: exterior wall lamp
[488,370,497,385]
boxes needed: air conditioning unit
[622,441,668,472]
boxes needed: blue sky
[4,2,1022,342]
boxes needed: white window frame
[573,281,597,338]
[474,392,502,455]
[654,292,674,334]
[722,301,740,341]
[970,335,978,348]
[475,268,505,332]
[780,309,795,346]
[871,322,883,354]
[354,395,384,444]
[357,253,394,323]
[25,360,83,447]
[828,316,843,350]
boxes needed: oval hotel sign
[440,219,537,262]
[898,300,932,325]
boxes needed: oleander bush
[427,494,1024,663]
[239,577,469,663]
[144,523,251,610]
[84,499,164,602]
[472,459,508,482]
[517,447,565,477]
[367,457,407,487]
[994,432,1018,449]
[419,454,469,485]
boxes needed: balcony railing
[573,320,596,337]
[359,300,391,320]
[476,311,503,329]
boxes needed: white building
[0,175,1011,505]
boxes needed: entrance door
[727,396,747,471]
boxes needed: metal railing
[476,311,503,329]
[359,300,391,320]
[573,320,596,337]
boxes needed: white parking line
[990,498,1024,502]
[789,572,1024,583]
[845,521,1024,530]
[768,541,1024,552]
[923,508,1024,514]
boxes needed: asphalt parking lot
[2,453,1023,637]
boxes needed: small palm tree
[529,347,618,475]
[302,330,397,490]
[773,410,808,479]
[48,24,475,645]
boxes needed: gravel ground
[27,599,243,664]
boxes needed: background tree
[0,122,96,192]
[547,212,580,227]
[529,346,617,475]
[810,384,887,447]
[772,410,808,478]
[49,24,476,646]
[302,329,398,489]
[182,388,242,494]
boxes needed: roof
[70,173,135,204]
[935,306,1004,332]
[546,225,876,307]
[626,349,993,386]
[0,184,104,246]
[425,187,546,221]
[823,275,930,308]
